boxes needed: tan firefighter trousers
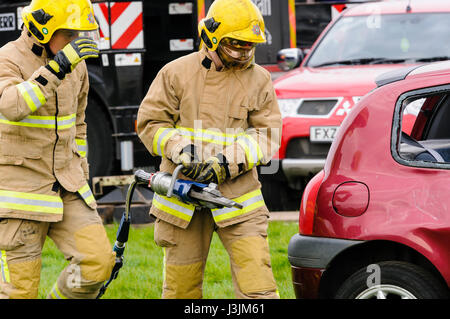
[0,189,114,299]
[154,208,279,299]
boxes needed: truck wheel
[85,97,114,180]
[260,177,300,211]
[334,261,449,299]
[261,178,285,211]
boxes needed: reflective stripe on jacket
[152,188,265,227]
[137,49,281,228]
[153,126,264,169]
[0,29,94,222]
[1,250,11,283]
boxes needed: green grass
[38,221,298,299]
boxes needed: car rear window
[394,86,450,168]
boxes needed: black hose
[96,180,137,299]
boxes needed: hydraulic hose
[96,179,137,299]
[97,170,153,298]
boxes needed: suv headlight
[278,99,302,118]
[277,98,340,118]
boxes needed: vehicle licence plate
[310,126,339,142]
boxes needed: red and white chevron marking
[92,1,144,50]
[110,1,144,49]
[93,2,110,49]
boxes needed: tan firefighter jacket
[137,48,282,229]
[0,29,94,222]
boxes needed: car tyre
[85,97,114,180]
[334,261,449,299]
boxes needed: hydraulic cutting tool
[97,165,241,298]
[136,164,243,210]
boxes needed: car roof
[343,0,450,16]
[408,61,450,77]
[375,61,450,87]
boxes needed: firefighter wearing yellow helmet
[198,0,266,70]
[137,0,282,298]
[0,0,114,299]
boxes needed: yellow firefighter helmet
[22,0,99,44]
[198,0,266,52]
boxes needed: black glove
[196,153,230,185]
[47,37,99,79]
[179,144,205,180]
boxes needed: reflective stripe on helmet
[16,81,46,112]
[0,190,63,214]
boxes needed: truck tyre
[85,97,114,180]
[261,178,288,211]
[260,175,300,212]
[334,261,449,299]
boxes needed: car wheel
[334,261,449,299]
[85,97,114,180]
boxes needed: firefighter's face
[48,29,80,55]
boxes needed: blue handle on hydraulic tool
[113,213,130,257]
[171,179,208,204]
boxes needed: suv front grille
[285,137,331,159]
[297,99,338,116]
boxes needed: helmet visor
[218,37,256,69]
[79,29,101,47]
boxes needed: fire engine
[0,0,304,220]
[0,0,362,219]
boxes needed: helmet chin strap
[43,42,55,59]
[206,49,224,71]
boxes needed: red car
[288,61,450,299]
[265,0,450,211]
